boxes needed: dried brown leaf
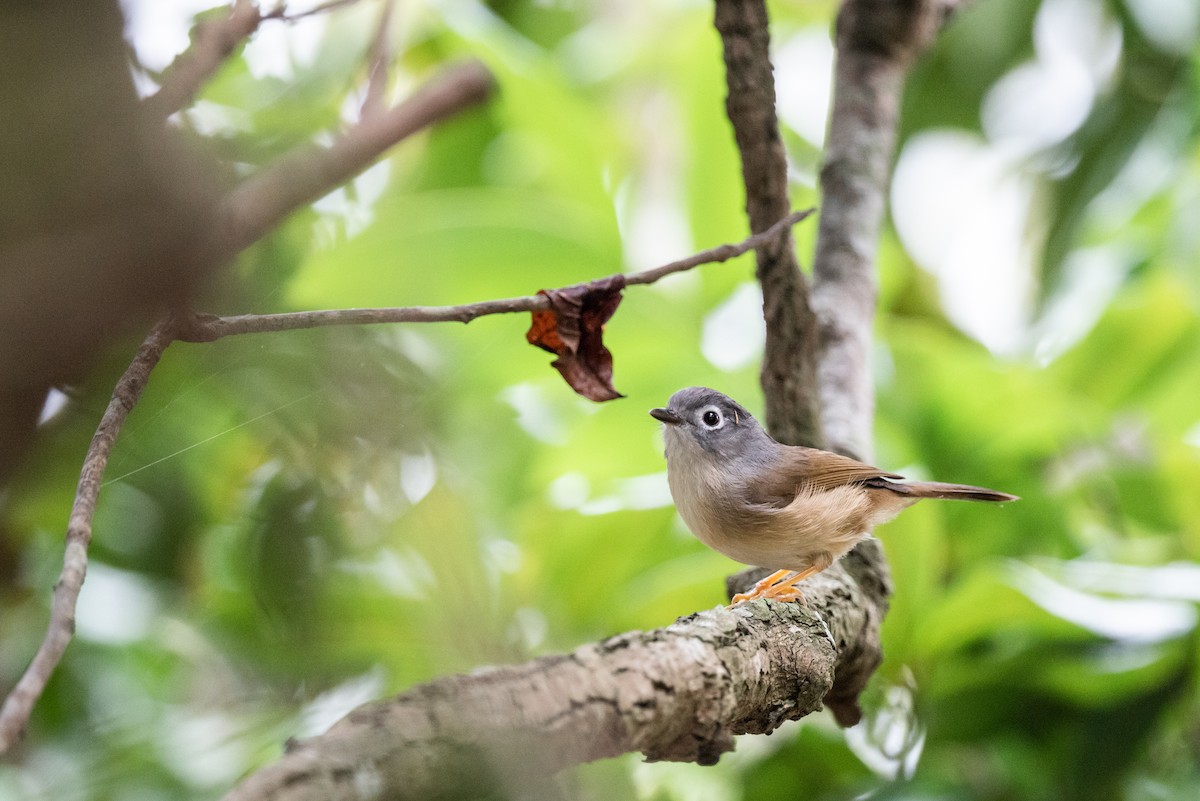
[526,275,626,401]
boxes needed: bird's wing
[744,446,905,508]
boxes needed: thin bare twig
[219,59,495,254]
[269,0,365,23]
[0,320,175,753]
[0,208,811,752]
[178,208,813,341]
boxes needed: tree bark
[812,0,941,461]
[224,567,885,801]
[714,0,824,450]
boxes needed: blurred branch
[143,0,264,119]
[810,0,943,462]
[219,59,495,253]
[224,565,885,801]
[714,0,823,450]
[0,56,495,757]
[0,320,175,754]
[180,208,814,340]
[143,0,375,120]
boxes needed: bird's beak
[650,407,684,425]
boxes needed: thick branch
[224,564,883,800]
[219,59,496,254]
[177,209,814,341]
[0,320,175,753]
[714,0,822,449]
[810,0,941,461]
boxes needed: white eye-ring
[699,406,723,428]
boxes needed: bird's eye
[702,409,721,427]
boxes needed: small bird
[650,387,1017,604]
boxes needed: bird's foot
[730,568,808,606]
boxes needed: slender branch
[270,0,364,22]
[178,208,814,341]
[223,565,884,801]
[219,59,495,254]
[143,0,264,119]
[0,210,812,752]
[810,0,941,462]
[0,320,175,753]
[714,0,822,449]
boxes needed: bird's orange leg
[730,563,825,605]
[731,569,793,605]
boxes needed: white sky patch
[1049,559,1200,602]
[1031,244,1128,364]
[37,388,70,427]
[845,677,925,779]
[500,383,568,445]
[701,282,765,370]
[1125,0,1200,55]
[1011,562,1197,643]
[160,709,249,787]
[296,666,387,738]
[548,472,591,509]
[510,607,548,650]
[242,11,328,81]
[559,14,637,84]
[892,0,1127,356]
[121,0,223,71]
[76,563,160,645]
[339,547,436,599]
[396,329,444,373]
[613,87,694,273]
[400,449,437,504]
[314,160,393,239]
[983,0,1122,155]
[184,99,254,137]
[618,186,695,272]
[579,472,672,516]
[891,130,1037,355]
[484,538,521,575]
[1185,420,1200,449]
[1090,117,1185,232]
[775,26,834,147]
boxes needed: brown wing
[745,445,905,508]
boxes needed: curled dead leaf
[526,275,626,402]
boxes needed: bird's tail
[872,478,1018,503]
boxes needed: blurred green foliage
[3,0,1200,799]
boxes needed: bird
[649,387,1017,604]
